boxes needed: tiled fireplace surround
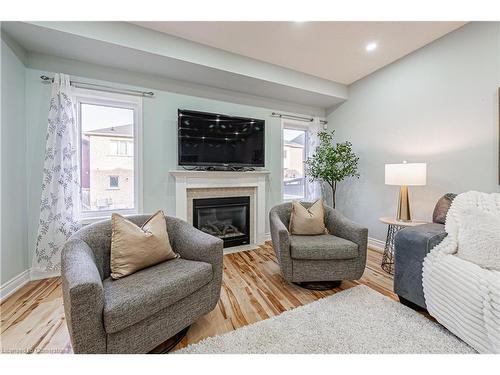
[169,170,269,250]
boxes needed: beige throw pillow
[289,200,327,235]
[110,210,179,279]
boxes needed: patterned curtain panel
[33,74,80,273]
[306,117,324,201]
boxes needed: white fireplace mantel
[169,169,270,245]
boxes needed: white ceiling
[132,21,466,84]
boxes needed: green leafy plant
[305,130,359,209]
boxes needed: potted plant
[305,130,359,209]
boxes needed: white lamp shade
[385,163,427,186]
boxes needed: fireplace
[193,196,250,248]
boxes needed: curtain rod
[40,75,154,97]
[271,112,328,125]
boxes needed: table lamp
[385,161,427,222]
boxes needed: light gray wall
[1,37,28,284]
[327,22,500,242]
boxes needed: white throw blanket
[422,191,500,353]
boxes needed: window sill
[282,197,306,202]
[79,216,110,225]
[78,210,138,225]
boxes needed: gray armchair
[61,215,223,354]
[269,202,368,284]
[394,193,456,309]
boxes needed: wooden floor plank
[0,244,396,354]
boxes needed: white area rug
[177,285,475,354]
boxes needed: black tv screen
[178,109,265,167]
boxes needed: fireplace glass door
[193,196,250,248]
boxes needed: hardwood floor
[0,244,395,354]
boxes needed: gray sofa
[61,215,223,354]
[269,202,368,283]
[394,193,456,309]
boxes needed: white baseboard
[30,268,60,281]
[0,267,61,302]
[0,269,31,301]
[368,237,386,253]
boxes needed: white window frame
[280,119,310,202]
[75,88,143,223]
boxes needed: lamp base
[397,185,411,222]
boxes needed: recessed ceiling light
[366,42,378,52]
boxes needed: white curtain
[33,74,80,274]
[306,116,323,201]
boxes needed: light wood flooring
[0,243,395,354]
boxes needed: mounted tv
[178,109,265,167]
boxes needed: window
[109,140,133,156]
[282,125,307,201]
[76,89,142,220]
[109,176,119,189]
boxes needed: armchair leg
[294,281,342,290]
[150,325,190,354]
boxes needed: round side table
[379,217,428,275]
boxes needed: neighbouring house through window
[282,124,308,201]
[76,89,142,219]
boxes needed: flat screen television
[178,109,265,167]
